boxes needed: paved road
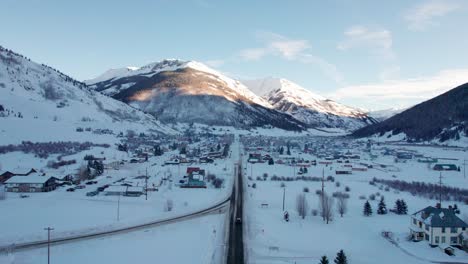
[227,160,244,264]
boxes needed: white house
[410,205,468,246]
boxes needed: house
[103,185,144,196]
[181,168,206,188]
[433,164,458,171]
[335,167,352,175]
[248,153,262,163]
[0,168,37,183]
[410,205,468,246]
[5,174,57,192]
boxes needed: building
[433,164,458,171]
[104,185,144,196]
[0,168,37,183]
[410,205,468,246]
[5,174,57,192]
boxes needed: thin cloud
[330,68,468,105]
[404,0,460,31]
[238,32,343,83]
[338,25,395,60]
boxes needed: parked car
[66,188,75,192]
[19,194,30,198]
[75,185,85,189]
[86,191,98,197]
[179,180,185,184]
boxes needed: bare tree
[0,185,6,200]
[337,195,348,217]
[164,199,174,212]
[77,164,90,183]
[296,193,308,219]
[319,192,334,224]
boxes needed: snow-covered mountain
[243,78,376,132]
[368,107,407,122]
[87,60,305,131]
[0,46,174,144]
[353,82,468,144]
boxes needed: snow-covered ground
[1,214,226,264]
[0,139,238,246]
[242,139,468,264]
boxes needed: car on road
[75,185,85,189]
[235,217,242,224]
[66,188,75,192]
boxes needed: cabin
[5,174,57,192]
[410,205,468,246]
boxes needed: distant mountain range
[86,60,306,131]
[243,78,376,131]
[367,107,408,122]
[88,62,376,132]
[353,83,468,143]
[2,44,466,143]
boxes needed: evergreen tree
[400,199,408,215]
[286,144,291,155]
[268,158,274,165]
[394,199,408,215]
[377,196,387,215]
[334,250,347,264]
[279,146,284,155]
[319,255,329,264]
[363,200,372,216]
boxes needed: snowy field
[0,141,237,246]
[1,214,226,264]
[242,140,468,264]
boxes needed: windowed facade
[450,227,457,233]
[442,227,445,233]
[450,236,458,244]
[425,225,429,231]
[441,236,446,243]
[435,236,439,244]
[425,234,429,241]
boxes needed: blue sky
[1,0,467,110]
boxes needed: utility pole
[439,172,443,207]
[44,227,54,264]
[117,193,121,221]
[145,167,148,201]
[282,186,286,211]
[321,167,325,222]
[464,159,466,179]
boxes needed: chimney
[436,203,441,209]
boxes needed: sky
[1,0,467,111]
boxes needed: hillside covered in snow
[243,78,376,132]
[87,60,305,131]
[0,46,174,145]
